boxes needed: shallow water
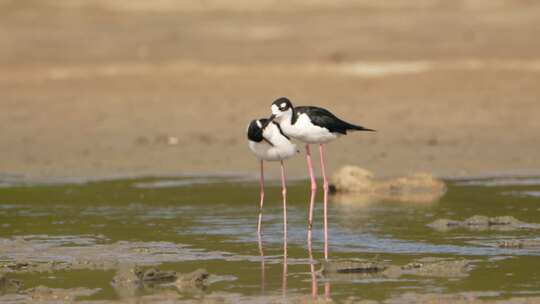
[0,176,540,302]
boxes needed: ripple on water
[503,191,540,198]
[456,178,540,187]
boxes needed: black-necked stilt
[247,118,299,247]
[268,97,374,260]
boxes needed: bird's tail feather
[347,123,376,132]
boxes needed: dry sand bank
[1,1,539,180]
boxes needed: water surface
[0,176,539,302]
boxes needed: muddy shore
[1,1,540,180]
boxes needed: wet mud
[0,273,22,295]
[0,237,230,273]
[322,257,474,280]
[428,215,540,232]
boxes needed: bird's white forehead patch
[280,102,287,108]
[256,120,262,128]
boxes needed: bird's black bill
[261,114,276,129]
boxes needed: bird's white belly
[283,116,339,144]
[248,141,297,161]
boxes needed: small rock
[330,166,446,203]
[331,166,375,193]
[167,136,179,145]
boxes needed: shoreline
[2,169,540,187]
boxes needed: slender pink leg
[280,160,288,297]
[257,160,265,235]
[280,160,288,255]
[319,144,329,261]
[305,145,317,245]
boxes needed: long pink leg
[280,160,288,256]
[280,160,288,297]
[305,145,317,246]
[319,144,329,260]
[257,160,265,235]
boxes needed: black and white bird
[247,118,299,246]
[268,97,374,260]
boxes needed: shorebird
[247,118,298,244]
[268,97,374,260]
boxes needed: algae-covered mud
[1,176,540,303]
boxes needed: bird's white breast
[248,123,298,161]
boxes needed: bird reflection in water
[257,232,266,293]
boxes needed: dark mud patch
[427,216,540,232]
[321,259,387,275]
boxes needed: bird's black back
[295,106,375,135]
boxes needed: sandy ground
[1,0,540,180]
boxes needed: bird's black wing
[296,106,375,135]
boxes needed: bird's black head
[270,97,295,123]
[247,118,270,142]
[271,97,294,112]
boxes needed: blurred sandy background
[1,0,539,180]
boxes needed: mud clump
[175,268,210,290]
[464,215,490,226]
[331,166,446,204]
[387,259,473,278]
[26,286,100,302]
[0,273,23,294]
[321,259,387,274]
[428,215,540,231]
[113,265,209,299]
[113,265,177,285]
[136,267,177,283]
